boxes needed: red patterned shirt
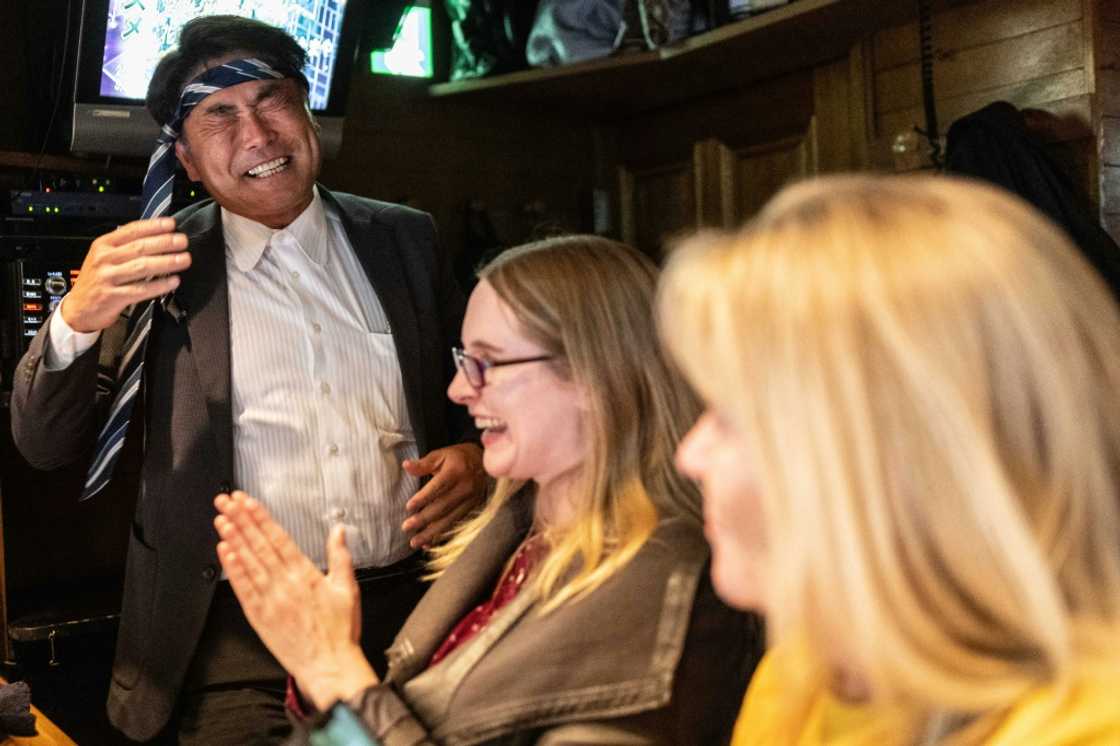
[429,534,545,667]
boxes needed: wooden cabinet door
[618,159,697,260]
[617,120,818,258]
[696,118,819,232]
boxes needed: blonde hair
[431,235,701,611]
[660,175,1120,724]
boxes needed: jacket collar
[386,489,535,683]
[384,492,713,744]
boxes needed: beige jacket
[316,490,763,745]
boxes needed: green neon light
[370,6,433,78]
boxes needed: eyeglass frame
[451,346,556,388]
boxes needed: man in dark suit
[10,15,484,745]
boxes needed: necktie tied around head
[80,58,289,500]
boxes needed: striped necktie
[80,58,288,500]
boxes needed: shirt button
[291,271,300,281]
[201,565,217,582]
[328,444,339,456]
[321,382,331,395]
[329,507,347,521]
[312,322,322,333]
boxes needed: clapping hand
[214,491,379,710]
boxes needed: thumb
[403,450,441,477]
[326,524,355,583]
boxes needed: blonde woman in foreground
[213,235,762,744]
[661,175,1120,745]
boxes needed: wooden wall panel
[1101,165,1120,207]
[814,58,855,172]
[321,74,594,263]
[866,0,1097,204]
[873,0,1080,71]
[1101,0,1120,23]
[877,71,1089,142]
[1104,212,1120,240]
[1101,116,1120,165]
[1096,10,1120,239]
[614,70,815,165]
[874,21,1084,115]
[1096,20,1120,114]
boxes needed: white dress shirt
[46,187,418,569]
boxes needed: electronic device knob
[43,276,68,296]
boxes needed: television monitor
[71,0,366,158]
[371,1,434,79]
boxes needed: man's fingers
[404,481,461,533]
[404,472,449,515]
[102,217,178,248]
[402,451,440,478]
[109,231,189,263]
[404,481,472,538]
[409,501,475,549]
[109,252,191,285]
[124,275,182,303]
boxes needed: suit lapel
[173,203,234,483]
[321,188,428,452]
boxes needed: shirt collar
[223,186,328,272]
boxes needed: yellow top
[731,632,1120,746]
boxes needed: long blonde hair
[432,235,701,611]
[660,175,1120,721]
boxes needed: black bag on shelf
[445,0,541,81]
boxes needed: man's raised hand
[62,217,191,333]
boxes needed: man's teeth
[247,157,289,178]
[475,417,506,430]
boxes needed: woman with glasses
[661,175,1120,745]
[212,235,763,744]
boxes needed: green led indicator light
[27,206,33,213]
[98,185,105,193]
[190,190,197,197]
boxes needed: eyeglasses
[451,346,555,388]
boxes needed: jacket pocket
[111,524,158,690]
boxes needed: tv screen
[72,0,364,157]
[98,0,347,110]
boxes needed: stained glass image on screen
[99,0,347,110]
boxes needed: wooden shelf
[429,0,918,118]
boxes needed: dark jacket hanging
[945,101,1120,300]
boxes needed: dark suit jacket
[10,188,474,741]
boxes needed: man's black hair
[146,15,309,127]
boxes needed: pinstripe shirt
[47,187,418,569]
